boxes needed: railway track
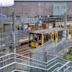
[16,43,31,57]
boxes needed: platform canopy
[0,0,14,7]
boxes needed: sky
[0,0,14,6]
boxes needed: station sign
[53,3,67,16]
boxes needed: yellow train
[29,28,66,48]
[68,27,72,38]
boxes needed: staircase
[46,58,71,72]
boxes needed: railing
[0,53,14,68]
[0,34,72,71]
[0,53,46,71]
[0,30,29,49]
[0,53,72,72]
[40,38,72,56]
[57,61,70,72]
[16,53,46,70]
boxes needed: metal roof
[30,28,66,34]
[15,0,72,2]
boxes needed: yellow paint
[51,32,54,42]
[31,42,39,48]
[55,32,58,42]
[42,34,44,45]
[68,28,72,38]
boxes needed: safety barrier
[0,31,72,72]
[0,30,29,48]
[0,53,72,72]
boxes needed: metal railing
[0,31,72,72]
[0,53,72,72]
[0,30,29,49]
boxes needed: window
[29,33,34,41]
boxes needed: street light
[12,7,16,61]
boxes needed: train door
[55,32,58,42]
[68,28,72,39]
[51,32,58,42]
[58,31,63,40]
[51,32,55,42]
[44,34,50,43]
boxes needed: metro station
[0,0,72,72]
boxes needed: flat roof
[15,0,72,2]
[30,28,66,34]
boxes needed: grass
[67,48,72,61]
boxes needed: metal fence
[0,53,72,72]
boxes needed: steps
[47,58,71,72]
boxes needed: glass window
[44,34,50,42]
[29,33,34,41]
[33,34,38,41]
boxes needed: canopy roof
[30,28,66,34]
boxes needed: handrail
[0,53,71,71]
[16,62,46,70]
[47,62,60,71]
[0,57,14,64]
[64,66,70,72]
[16,58,46,68]
[46,56,57,64]
[47,59,57,67]
[0,53,14,59]
[57,61,70,71]
[16,53,46,64]
[0,62,16,70]
[0,36,10,41]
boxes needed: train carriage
[29,28,66,48]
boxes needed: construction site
[0,0,72,72]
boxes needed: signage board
[53,3,67,16]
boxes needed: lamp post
[12,7,15,31]
[12,7,16,62]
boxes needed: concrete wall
[0,2,72,17]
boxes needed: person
[34,37,38,41]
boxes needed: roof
[30,28,66,34]
[15,0,72,2]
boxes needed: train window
[58,31,63,39]
[69,31,71,34]
[38,34,42,43]
[29,33,34,41]
[44,34,50,42]
[29,33,42,43]
[33,34,41,42]
[33,34,38,41]
[38,34,41,40]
